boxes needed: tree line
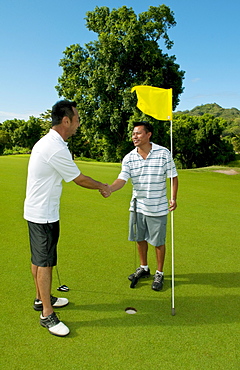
[177,103,240,155]
[0,109,236,168]
[0,5,237,168]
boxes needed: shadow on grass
[63,292,239,338]
[60,272,240,337]
[172,272,240,288]
[123,271,240,290]
[66,271,240,294]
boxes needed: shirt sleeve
[50,148,81,182]
[166,152,178,178]
[117,155,131,182]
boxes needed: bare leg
[37,266,53,317]
[31,263,40,300]
[155,244,166,272]
[137,240,148,265]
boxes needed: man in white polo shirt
[24,100,110,336]
[109,122,178,291]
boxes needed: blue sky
[1,0,240,122]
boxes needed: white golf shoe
[40,312,70,337]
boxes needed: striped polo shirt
[118,142,178,216]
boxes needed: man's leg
[31,263,40,300]
[152,244,165,291]
[38,265,69,336]
[29,222,69,336]
[128,240,150,286]
[128,213,151,285]
[137,240,148,266]
[37,266,53,317]
[31,263,53,316]
[155,244,166,272]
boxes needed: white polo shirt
[24,129,81,223]
[118,143,178,216]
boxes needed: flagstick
[171,207,175,316]
[170,119,175,316]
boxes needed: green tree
[194,115,231,167]
[1,119,26,149]
[39,110,52,135]
[172,114,235,168]
[171,114,198,168]
[13,116,43,149]
[1,117,43,153]
[56,5,184,161]
[0,128,8,155]
[222,117,240,153]
[177,103,240,153]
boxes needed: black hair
[133,121,154,136]
[51,100,77,126]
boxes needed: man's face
[132,125,151,147]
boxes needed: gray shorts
[128,212,167,247]
[27,221,59,267]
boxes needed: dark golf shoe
[152,272,164,291]
[128,267,151,288]
[33,295,69,311]
[128,267,151,281]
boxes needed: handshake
[99,184,112,198]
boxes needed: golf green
[0,155,239,369]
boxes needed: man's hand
[99,184,111,198]
[169,199,177,212]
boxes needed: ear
[62,116,70,127]
[148,131,152,139]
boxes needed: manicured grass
[0,155,239,369]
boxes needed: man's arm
[169,176,178,211]
[73,173,111,197]
[109,179,126,192]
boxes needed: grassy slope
[0,156,239,369]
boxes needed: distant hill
[175,103,240,120]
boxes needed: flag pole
[170,118,175,316]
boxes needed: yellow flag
[131,85,172,121]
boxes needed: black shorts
[27,221,59,267]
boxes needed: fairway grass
[0,155,239,369]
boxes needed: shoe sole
[49,331,69,337]
[152,285,163,291]
[40,323,70,337]
[34,305,43,311]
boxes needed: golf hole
[125,307,137,314]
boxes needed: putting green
[0,155,239,369]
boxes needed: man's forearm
[74,174,109,193]
[172,176,178,200]
[110,179,126,192]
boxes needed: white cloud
[0,110,42,123]
[191,78,201,83]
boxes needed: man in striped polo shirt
[109,122,178,291]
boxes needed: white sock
[156,270,164,275]
[141,265,149,271]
